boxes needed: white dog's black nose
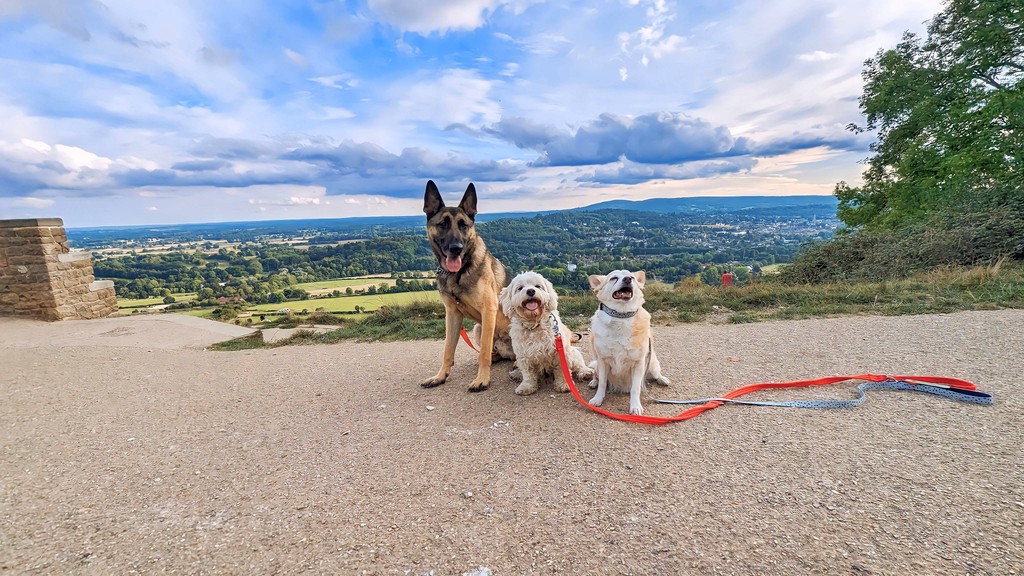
[526,288,535,297]
[621,277,632,286]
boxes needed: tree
[836,0,1023,230]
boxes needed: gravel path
[1,310,1022,575]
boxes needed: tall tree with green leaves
[836,0,1023,229]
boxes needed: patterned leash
[655,377,993,408]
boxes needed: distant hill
[67,195,839,247]
[575,195,838,213]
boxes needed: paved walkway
[0,314,256,350]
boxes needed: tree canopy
[836,0,1023,229]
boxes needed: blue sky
[0,0,941,227]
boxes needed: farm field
[119,293,197,308]
[244,289,440,314]
[293,273,433,296]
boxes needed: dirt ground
[1,310,1021,575]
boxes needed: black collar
[600,303,637,319]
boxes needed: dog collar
[600,303,637,319]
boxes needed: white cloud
[388,69,501,127]
[618,0,687,69]
[10,196,56,208]
[368,0,492,33]
[367,0,540,34]
[395,38,419,55]
[798,50,839,62]
[284,48,307,67]
[314,106,357,121]
[310,74,358,90]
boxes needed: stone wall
[0,218,118,320]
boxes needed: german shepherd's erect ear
[424,181,478,221]
[458,183,477,221]
[423,180,445,219]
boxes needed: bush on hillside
[782,194,1024,284]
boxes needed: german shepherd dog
[422,180,514,392]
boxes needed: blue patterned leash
[655,377,993,409]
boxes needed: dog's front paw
[577,366,595,381]
[468,379,491,393]
[652,375,670,387]
[587,377,598,389]
[553,379,570,393]
[508,366,522,382]
[629,401,644,416]
[515,381,539,396]
[420,375,447,388]
[588,392,605,407]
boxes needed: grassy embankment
[211,261,1024,350]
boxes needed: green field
[119,292,197,308]
[293,273,432,295]
[247,289,440,313]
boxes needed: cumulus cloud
[482,112,750,166]
[170,159,229,172]
[578,157,757,185]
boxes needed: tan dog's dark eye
[438,219,450,231]
[458,220,468,230]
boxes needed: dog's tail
[470,323,482,348]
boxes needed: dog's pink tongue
[445,255,462,273]
[525,300,539,311]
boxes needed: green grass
[247,290,440,313]
[119,292,197,308]
[630,262,1024,324]
[208,262,1024,351]
[292,277,395,292]
[293,273,433,294]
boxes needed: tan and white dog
[499,271,593,396]
[587,269,670,415]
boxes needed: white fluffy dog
[499,271,594,396]
[587,269,670,415]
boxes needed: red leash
[553,330,983,425]
[465,322,984,425]
[459,328,477,351]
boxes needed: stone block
[14,227,53,238]
[0,218,64,228]
[57,252,91,264]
